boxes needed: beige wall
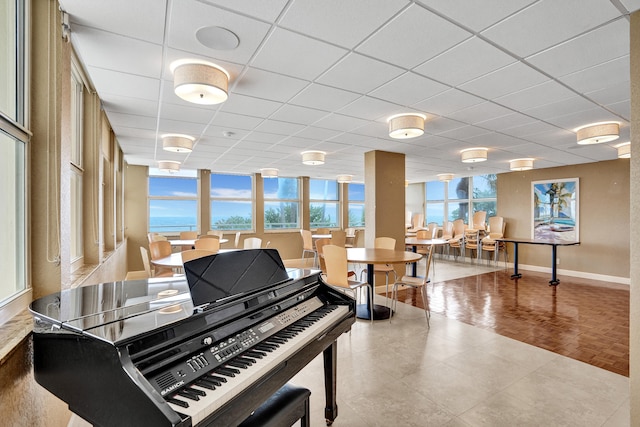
[498,159,630,280]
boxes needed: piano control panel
[151,297,325,397]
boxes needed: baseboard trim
[517,264,630,285]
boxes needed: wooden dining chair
[330,230,346,247]
[322,244,372,324]
[390,244,434,326]
[359,237,397,306]
[194,237,220,252]
[179,231,198,251]
[181,249,215,263]
[234,231,242,248]
[207,230,224,239]
[243,237,262,249]
[300,229,317,268]
[148,241,174,277]
[315,228,330,235]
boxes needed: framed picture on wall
[531,178,579,241]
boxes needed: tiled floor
[290,260,630,427]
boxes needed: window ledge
[0,309,32,365]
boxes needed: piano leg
[323,341,338,426]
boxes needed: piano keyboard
[165,303,349,425]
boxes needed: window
[347,183,365,227]
[210,173,253,231]
[0,0,27,308]
[148,169,198,234]
[425,181,445,225]
[263,177,299,230]
[424,175,497,225]
[472,174,497,217]
[70,63,83,264]
[448,177,470,223]
[309,179,338,229]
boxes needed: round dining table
[151,248,237,269]
[169,238,229,247]
[346,248,422,321]
[404,237,449,276]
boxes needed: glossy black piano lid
[184,249,291,308]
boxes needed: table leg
[411,245,418,276]
[510,242,522,279]
[355,263,392,321]
[550,244,560,287]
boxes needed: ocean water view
[149,216,197,233]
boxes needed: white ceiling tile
[414,37,516,87]
[233,68,309,102]
[197,0,289,22]
[316,53,404,94]
[494,80,577,111]
[159,103,215,125]
[423,117,466,135]
[416,0,536,32]
[369,72,449,106]
[168,1,272,64]
[585,81,630,106]
[269,104,329,126]
[71,25,162,78]
[545,107,622,131]
[559,56,629,94]
[337,96,404,121]
[209,112,264,130]
[501,121,560,138]
[415,89,485,116]
[251,28,347,80]
[619,0,640,12]
[357,4,471,69]
[313,114,370,133]
[289,84,361,112]
[446,102,514,125]
[523,96,601,121]
[475,112,536,132]
[527,19,630,77]
[481,0,620,56]
[87,67,160,102]
[62,0,166,43]
[220,94,283,119]
[295,127,343,141]
[437,125,492,141]
[459,62,549,100]
[606,100,631,120]
[101,95,158,118]
[279,0,409,49]
[252,120,307,136]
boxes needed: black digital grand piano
[29,249,355,426]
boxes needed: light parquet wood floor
[391,266,630,377]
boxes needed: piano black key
[244,350,266,359]
[207,374,227,384]
[177,390,200,401]
[217,367,239,377]
[226,359,250,369]
[255,343,276,352]
[269,336,288,344]
[236,356,256,365]
[195,379,216,390]
[167,397,189,408]
[187,386,207,396]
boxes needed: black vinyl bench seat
[238,383,311,427]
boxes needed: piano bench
[238,383,311,427]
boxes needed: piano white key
[167,305,348,425]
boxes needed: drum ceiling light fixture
[617,142,630,158]
[170,59,230,105]
[162,134,195,153]
[437,173,454,182]
[387,113,426,139]
[301,150,326,165]
[575,122,619,145]
[260,168,279,178]
[337,174,352,183]
[509,158,535,171]
[460,147,488,163]
[158,160,181,173]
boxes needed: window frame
[148,168,199,235]
[347,182,365,228]
[309,178,339,229]
[263,176,300,231]
[209,172,254,232]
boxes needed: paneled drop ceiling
[58,0,639,182]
